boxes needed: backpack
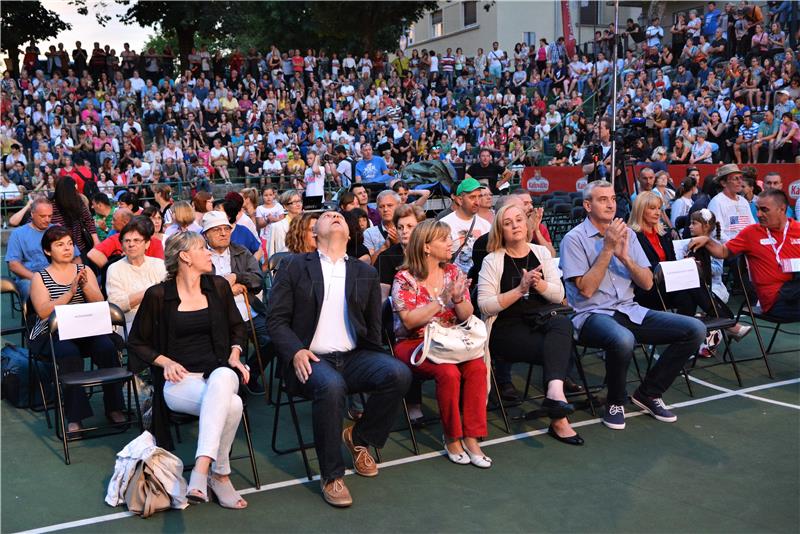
[1,344,53,409]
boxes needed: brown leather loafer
[321,478,352,508]
[342,426,378,477]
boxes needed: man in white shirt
[707,164,756,242]
[441,178,492,273]
[266,210,411,507]
[645,18,664,49]
[487,42,505,78]
[202,211,269,394]
[131,157,151,180]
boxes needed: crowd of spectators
[2,0,800,512]
[2,0,798,213]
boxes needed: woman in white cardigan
[106,216,168,331]
[477,204,583,446]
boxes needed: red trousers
[394,339,488,440]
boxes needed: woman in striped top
[28,225,124,435]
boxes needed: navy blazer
[266,252,384,378]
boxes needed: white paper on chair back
[55,302,113,340]
[660,258,701,293]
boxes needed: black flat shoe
[542,398,575,419]
[547,424,584,446]
[564,378,585,394]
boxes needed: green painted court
[2,300,798,534]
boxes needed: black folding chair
[734,256,796,377]
[41,303,143,465]
[270,371,381,480]
[653,261,741,395]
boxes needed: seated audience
[28,225,125,435]
[690,189,800,322]
[629,192,750,337]
[105,216,168,331]
[285,212,319,254]
[707,164,755,242]
[440,178,492,274]
[87,208,164,269]
[392,219,492,468]
[266,189,302,258]
[477,204,583,446]
[201,210,268,393]
[6,198,77,303]
[163,200,203,243]
[267,211,411,507]
[560,181,706,430]
[128,231,250,509]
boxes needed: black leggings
[489,314,574,385]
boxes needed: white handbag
[410,315,488,366]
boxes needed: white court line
[15,377,800,534]
[688,376,800,410]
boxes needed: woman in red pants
[391,220,491,469]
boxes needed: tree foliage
[120,1,437,63]
[1,0,71,75]
[118,1,239,69]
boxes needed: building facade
[405,1,642,56]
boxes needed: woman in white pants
[129,231,250,509]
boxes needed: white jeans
[164,367,243,475]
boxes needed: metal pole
[610,0,620,189]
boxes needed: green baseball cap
[456,177,484,195]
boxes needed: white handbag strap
[410,321,435,366]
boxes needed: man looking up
[267,211,411,507]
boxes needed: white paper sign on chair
[660,259,701,293]
[55,302,113,341]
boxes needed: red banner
[561,0,577,58]
[521,163,799,199]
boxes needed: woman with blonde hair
[477,203,582,446]
[285,212,319,254]
[128,231,249,509]
[391,220,492,468]
[163,200,202,243]
[628,192,748,341]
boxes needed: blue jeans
[577,310,705,405]
[293,348,411,481]
[538,79,552,98]
[14,278,31,305]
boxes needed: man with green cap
[441,177,492,273]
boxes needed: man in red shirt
[87,211,164,269]
[690,189,800,322]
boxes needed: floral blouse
[391,264,470,341]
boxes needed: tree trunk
[647,1,667,24]
[174,26,196,73]
[6,46,21,77]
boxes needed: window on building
[579,1,599,25]
[431,9,444,38]
[463,1,477,27]
[524,32,536,47]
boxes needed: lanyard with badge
[766,221,799,274]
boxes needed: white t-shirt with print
[440,212,491,273]
[255,203,285,239]
[708,192,756,243]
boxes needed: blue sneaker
[603,404,626,430]
[632,389,677,423]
